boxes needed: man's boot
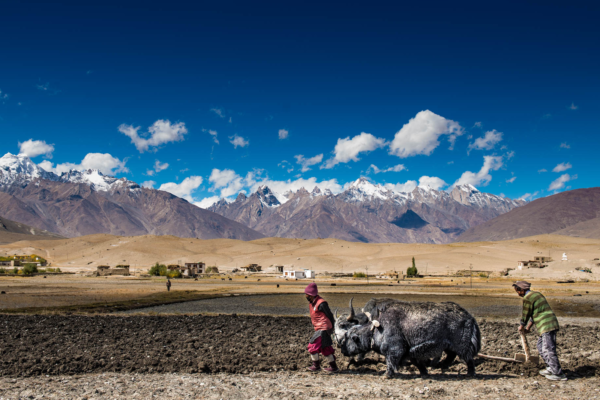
[323,355,339,373]
[307,354,321,372]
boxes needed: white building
[283,270,306,279]
[304,269,315,278]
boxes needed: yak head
[338,323,374,357]
[334,297,374,349]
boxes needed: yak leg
[466,359,476,376]
[383,347,404,378]
[438,350,457,370]
[410,358,429,376]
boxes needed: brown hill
[0,215,64,244]
[457,187,600,242]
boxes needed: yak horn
[372,320,380,327]
[334,308,339,319]
[347,297,355,321]
[364,311,372,321]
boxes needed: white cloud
[384,180,418,193]
[37,160,56,173]
[278,129,289,140]
[210,108,225,118]
[119,120,188,153]
[568,102,578,110]
[453,156,503,188]
[473,121,482,128]
[519,191,539,201]
[194,196,221,209]
[295,154,323,172]
[39,153,129,176]
[18,139,54,158]
[0,89,9,101]
[141,180,156,188]
[538,169,547,173]
[36,83,50,91]
[552,162,572,173]
[418,176,447,190]
[506,176,517,183]
[159,176,203,201]
[468,129,503,152]
[388,110,463,158]
[560,142,570,149]
[549,173,577,191]
[322,132,386,169]
[208,168,248,197]
[146,160,169,176]
[278,160,294,173]
[203,129,219,144]
[229,134,249,148]
[367,164,407,174]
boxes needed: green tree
[167,269,182,278]
[22,264,39,275]
[407,257,418,277]
[148,263,167,276]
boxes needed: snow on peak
[59,169,139,191]
[256,185,281,207]
[344,177,395,201]
[0,152,138,191]
[456,183,479,192]
[0,153,59,187]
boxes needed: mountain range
[208,178,525,243]
[0,153,263,240]
[0,152,532,243]
[457,187,600,241]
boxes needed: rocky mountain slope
[0,215,64,244]
[0,153,264,240]
[209,178,525,243]
[457,187,600,242]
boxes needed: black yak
[335,298,481,377]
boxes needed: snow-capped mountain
[0,153,139,192]
[0,153,59,187]
[0,153,263,240]
[209,177,526,243]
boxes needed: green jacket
[521,291,559,334]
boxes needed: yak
[334,298,481,377]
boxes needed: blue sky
[1,1,598,207]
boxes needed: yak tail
[469,319,482,358]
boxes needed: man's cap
[304,282,318,296]
[512,281,531,291]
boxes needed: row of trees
[0,265,61,275]
[148,263,219,278]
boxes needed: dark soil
[0,315,598,379]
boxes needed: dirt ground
[1,315,598,378]
[0,315,599,399]
[1,372,599,399]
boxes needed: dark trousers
[536,330,563,375]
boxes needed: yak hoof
[384,373,394,379]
